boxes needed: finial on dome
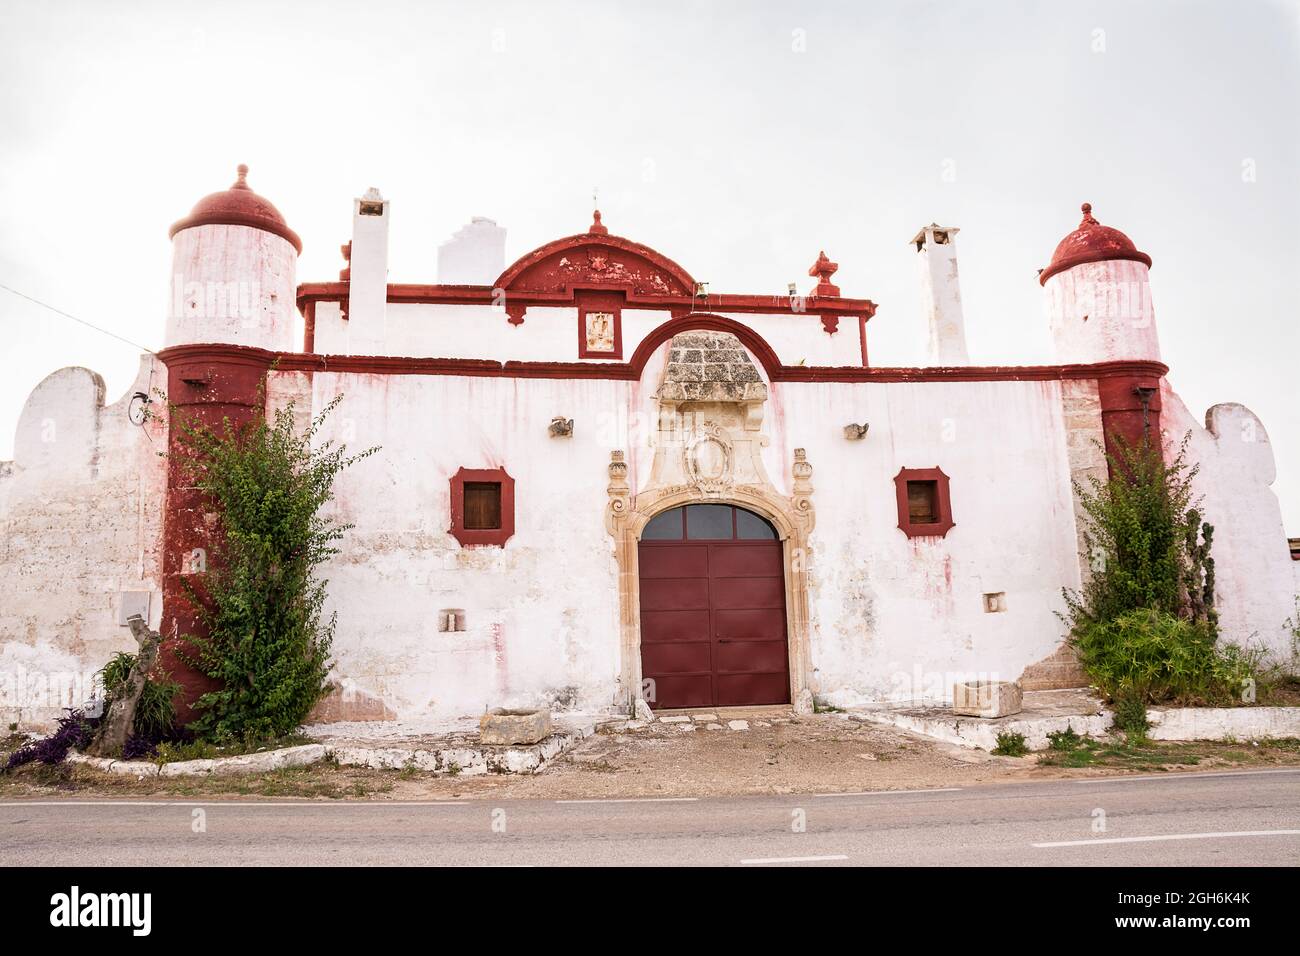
[233,164,250,190]
[589,209,609,235]
[1080,201,1096,224]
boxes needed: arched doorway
[637,503,790,709]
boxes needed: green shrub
[1075,608,1258,705]
[992,732,1028,756]
[98,651,181,740]
[1112,693,1151,740]
[170,391,376,743]
[1047,725,1081,751]
[1064,435,1216,635]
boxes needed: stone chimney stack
[911,223,970,365]
[347,187,390,352]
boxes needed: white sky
[2,0,1297,529]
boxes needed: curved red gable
[493,210,696,296]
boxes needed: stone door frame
[605,449,815,711]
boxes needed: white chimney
[911,223,969,365]
[438,217,507,285]
[347,187,390,353]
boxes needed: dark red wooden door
[638,505,790,709]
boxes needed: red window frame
[893,466,954,539]
[576,290,624,359]
[449,466,515,547]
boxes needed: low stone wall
[852,703,1300,751]
[67,744,328,778]
[851,709,1113,752]
[62,731,585,778]
[1147,706,1300,742]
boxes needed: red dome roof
[1039,202,1149,285]
[169,164,301,253]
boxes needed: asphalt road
[2,768,1298,866]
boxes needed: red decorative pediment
[494,214,696,297]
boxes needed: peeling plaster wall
[775,377,1083,706]
[270,369,628,719]
[0,357,166,728]
[285,355,1087,720]
[1161,382,1299,657]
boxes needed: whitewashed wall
[778,378,1082,705]
[280,345,1088,720]
[310,302,864,367]
[0,357,166,728]
[271,369,630,719]
[1161,383,1299,658]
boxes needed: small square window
[907,480,939,524]
[983,592,1007,613]
[463,482,502,530]
[450,467,515,547]
[894,467,954,539]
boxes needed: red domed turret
[1039,202,1149,285]
[169,164,301,253]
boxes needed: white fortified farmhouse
[2,170,1296,726]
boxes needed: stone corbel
[605,450,631,536]
[791,447,815,531]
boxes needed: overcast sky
[1,0,1297,528]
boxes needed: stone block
[479,708,553,745]
[952,680,1023,718]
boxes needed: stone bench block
[952,680,1023,718]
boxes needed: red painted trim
[1039,247,1151,285]
[627,314,785,381]
[159,344,1167,388]
[303,300,316,353]
[576,290,624,360]
[1097,371,1163,473]
[894,467,955,539]
[170,211,302,254]
[296,281,876,320]
[449,466,515,548]
[160,345,277,724]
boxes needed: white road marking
[813,787,962,798]
[555,797,699,804]
[1034,829,1300,848]
[740,854,849,865]
[1072,768,1300,784]
[0,800,471,808]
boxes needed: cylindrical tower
[159,165,299,721]
[1042,202,1164,465]
[166,164,300,351]
[1041,202,1158,364]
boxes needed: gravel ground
[5,711,1300,802]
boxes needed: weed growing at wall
[1064,435,1257,706]
[992,731,1028,756]
[1064,435,1214,631]
[173,393,376,743]
[99,651,181,756]
[1075,609,1259,707]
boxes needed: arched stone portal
[605,330,815,712]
